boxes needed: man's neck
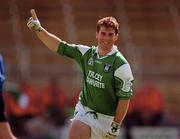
[98,46,113,57]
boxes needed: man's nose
[103,34,110,40]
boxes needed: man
[27,9,134,139]
[0,54,17,139]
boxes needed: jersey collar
[95,45,118,59]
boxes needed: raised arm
[27,9,61,52]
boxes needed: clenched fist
[105,121,120,139]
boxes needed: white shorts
[71,102,116,139]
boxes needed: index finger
[30,9,38,20]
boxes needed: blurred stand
[123,84,179,139]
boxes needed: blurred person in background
[135,84,164,126]
[40,77,67,126]
[27,9,134,139]
[24,77,68,139]
[130,84,164,126]
[69,91,79,108]
[4,77,41,137]
[0,54,17,139]
[124,84,164,139]
[67,89,80,117]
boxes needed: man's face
[96,26,118,50]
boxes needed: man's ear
[115,34,118,41]
[96,32,98,39]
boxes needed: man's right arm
[27,9,61,52]
[35,27,61,52]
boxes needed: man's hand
[105,132,118,139]
[105,121,120,139]
[27,9,42,32]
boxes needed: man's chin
[100,44,112,50]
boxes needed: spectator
[67,90,80,117]
[40,77,67,126]
[4,77,40,137]
[24,77,68,139]
[0,54,17,139]
[124,84,164,139]
[135,84,164,126]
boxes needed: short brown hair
[96,17,119,34]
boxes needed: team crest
[88,57,94,66]
[104,63,111,72]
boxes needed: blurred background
[1,0,180,138]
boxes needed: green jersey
[57,41,134,116]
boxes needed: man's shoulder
[76,44,93,56]
[113,51,128,66]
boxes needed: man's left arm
[113,99,130,126]
[105,99,130,139]
[113,63,133,126]
[105,63,133,138]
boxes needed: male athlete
[0,54,17,139]
[27,9,134,139]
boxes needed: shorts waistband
[82,104,114,120]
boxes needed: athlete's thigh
[68,120,91,139]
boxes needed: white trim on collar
[96,45,118,59]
